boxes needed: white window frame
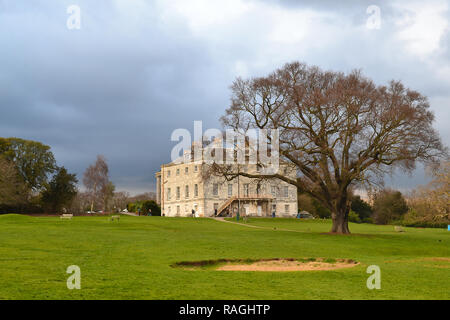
[271,185,277,197]
[244,184,249,196]
[283,186,289,198]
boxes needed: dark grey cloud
[0,0,227,192]
[0,0,448,193]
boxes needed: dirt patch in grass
[173,258,359,272]
[218,258,359,272]
[423,257,450,262]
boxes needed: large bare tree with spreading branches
[216,62,445,234]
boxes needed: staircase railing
[217,194,273,216]
[217,196,237,216]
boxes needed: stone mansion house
[155,152,298,218]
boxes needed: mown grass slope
[0,214,448,299]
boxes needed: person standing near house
[138,208,141,216]
[214,208,218,217]
[272,209,276,218]
[191,209,195,218]
[148,209,152,216]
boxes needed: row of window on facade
[165,203,292,216]
[166,204,199,215]
[166,165,199,178]
[164,164,287,178]
[166,183,290,201]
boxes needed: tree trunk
[90,183,97,213]
[330,206,351,234]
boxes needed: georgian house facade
[155,158,298,218]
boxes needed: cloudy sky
[0,0,449,194]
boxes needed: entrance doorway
[243,204,249,216]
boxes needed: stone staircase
[216,194,274,217]
[217,196,238,217]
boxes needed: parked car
[297,211,315,219]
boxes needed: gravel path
[211,217,306,233]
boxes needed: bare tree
[83,155,110,212]
[407,160,450,223]
[128,192,156,202]
[112,191,131,212]
[102,181,115,212]
[216,62,445,233]
[426,161,450,220]
[69,191,91,214]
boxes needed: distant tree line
[402,161,449,228]
[298,160,449,228]
[0,137,160,215]
[69,190,159,215]
[71,156,159,214]
[0,137,77,213]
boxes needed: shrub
[127,202,136,213]
[348,210,361,223]
[351,195,373,221]
[141,200,161,216]
[297,192,331,218]
[399,209,449,228]
[362,217,374,224]
[401,220,448,229]
[373,189,408,225]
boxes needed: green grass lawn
[0,214,448,300]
